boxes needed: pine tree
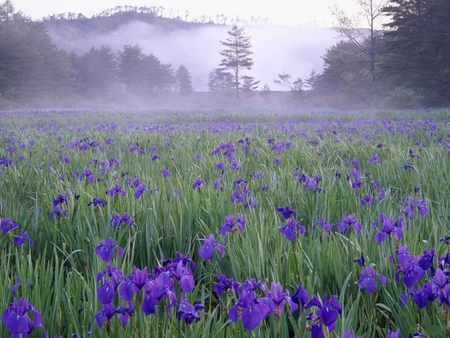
[218,26,254,100]
[175,64,193,93]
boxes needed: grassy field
[1,108,450,338]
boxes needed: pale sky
[12,0,359,27]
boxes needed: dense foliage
[0,0,449,109]
[317,0,450,108]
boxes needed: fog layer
[48,22,337,91]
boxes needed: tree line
[0,1,194,107]
[1,0,449,109]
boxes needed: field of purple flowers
[1,109,450,337]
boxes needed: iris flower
[275,205,296,219]
[305,294,342,333]
[357,264,386,292]
[338,214,362,234]
[13,231,34,247]
[279,218,306,241]
[198,234,226,260]
[374,214,403,244]
[1,217,20,235]
[94,238,124,262]
[106,183,126,197]
[192,177,206,190]
[177,299,204,324]
[159,167,171,177]
[2,296,48,338]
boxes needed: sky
[12,0,359,27]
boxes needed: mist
[47,22,337,92]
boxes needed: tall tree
[218,25,254,100]
[382,0,450,106]
[116,44,145,94]
[73,45,117,96]
[330,0,386,82]
[175,64,193,93]
[274,72,303,104]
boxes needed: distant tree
[260,83,271,100]
[0,2,76,104]
[330,0,386,82]
[314,40,384,107]
[156,62,175,93]
[117,44,145,94]
[218,25,254,100]
[274,72,303,103]
[73,45,116,96]
[0,0,14,22]
[175,64,193,93]
[241,75,260,98]
[381,0,450,106]
[207,68,233,94]
[142,53,163,94]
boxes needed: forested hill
[42,9,214,54]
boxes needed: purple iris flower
[291,283,310,311]
[192,177,206,190]
[386,329,400,338]
[230,189,245,203]
[13,231,34,247]
[94,238,124,262]
[177,298,204,324]
[1,217,20,235]
[214,274,240,296]
[173,261,195,293]
[96,264,125,289]
[338,214,362,234]
[142,271,178,316]
[134,183,148,199]
[88,197,107,207]
[369,154,380,164]
[83,167,95,183]
[0,156,14,167]
[275,205,297,219]
[94,304,116,328]
[378,187,386,200]
[118,266,149,301]
[417,248,435,274]
[220,214,246,235]
[313,217,331,233]
[53,194,68,206]
[343,330,361,338]
[95,303,135,328]
[110,213,135,227]
[50,205,67,220]
[390,245,425,288]
[414,199,429,216]
[97,280,116,304]
[374,214,403,244]
[198,234,226,260]
[401,197,429,219]
[305,294,342,333]
[411,281,438,308]
[260,282,298,317]
[228,285,271,330]
[279,218,306,241]
[357,264,386,292]
[159,167,171,177]
[2,296,48,337]
[360,194,375,206]
[106,183,126,197]
[403,162,414,170]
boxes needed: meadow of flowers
[1,108,450,338]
